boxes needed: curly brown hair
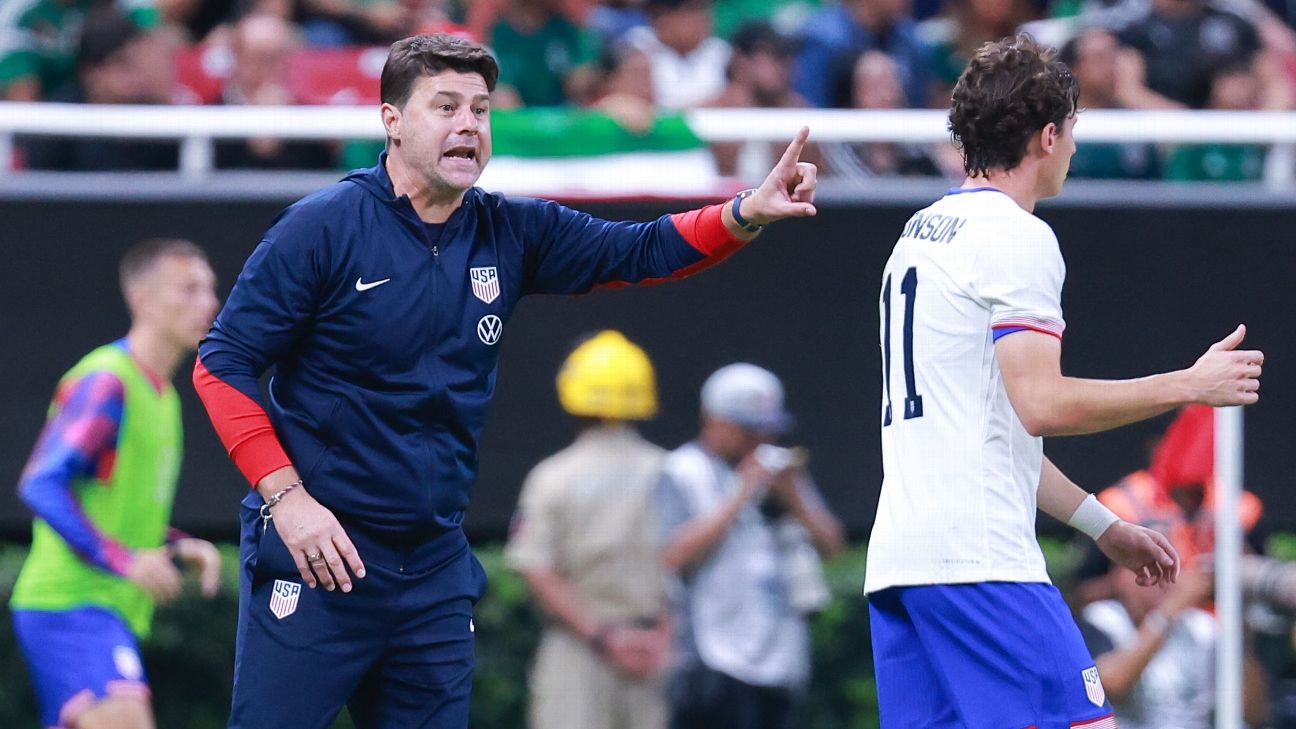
[381,34,500,110]
[948,33,1079,177]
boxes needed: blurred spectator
[819,50,947,177]
[158,0,242,42]
[1059,27,1173,179]
[712,0,821,39]
[488,0,600,107]
[659,364,844,729]
[411,0,475,39]
[1064,26,1185,110]
[506,331,671,729]
[703,20,810,177]
[1079,565,1270,727]
[920,0,1039,104]
[293,0,410,45]
[20,6,180,171]
[793,0,932,108]
[1167,60,1270,179]
[1116,0,1260,108]
[706,21,806,108]
[0,0,159,101]
[589,44,658,133]
[588,0,652,45]
[624,0,731,109]
[214,14,336,169]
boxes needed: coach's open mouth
[444,146,477,161]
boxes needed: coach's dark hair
[948,33,1079,177]
[119,238,208,293]
[381,34,500,109]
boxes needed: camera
[1241,555,1296,614]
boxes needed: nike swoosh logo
[355,277,391,292]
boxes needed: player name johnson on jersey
[865,188,1067,594]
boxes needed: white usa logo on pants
[270,579,301,620]
[469,267,500,304]
[1082,666,1106,707]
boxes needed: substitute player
[11,238,222,729]
[865,34,1264,728]
[193,33,817,729]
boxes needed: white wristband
[1069,494,1120,540]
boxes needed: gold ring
[306,551,324,562]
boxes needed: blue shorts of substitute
[869,582,1116,729]
[229,492,488,729]
[11,606,150,728]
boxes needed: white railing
[2,103,1295,187]
[1215,407,1245,729]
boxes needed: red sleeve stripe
[192,357,293,487]
[670,203,745,258]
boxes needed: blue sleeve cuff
[992,326,1030,342]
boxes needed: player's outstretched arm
[997,325,1263,437]
[1038,457,1179,587]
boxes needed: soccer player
[864,34,1264,728]
[193,33,817,729]
[10,238,223,729]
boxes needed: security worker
[1072,405,1266,606]
[506,330,671,729]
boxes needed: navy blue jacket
[196,157,743,542]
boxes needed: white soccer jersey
[864,188,1067,594]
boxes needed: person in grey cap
[656,363,845,729]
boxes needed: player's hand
[271,487,366,593]
[1185,325,1263,406]
[126,547,183,603]
[171,537,222,598]
[1097,520,1180,587]
[741,126,818,225]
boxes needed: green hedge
[0,539,1085,729]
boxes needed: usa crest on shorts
[270,579,302,619]
[470,267,500,304]
[1082,665,1106,707]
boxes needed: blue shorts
[869,582,1116,729]
[229,491,487,729]
[11,606,150,728]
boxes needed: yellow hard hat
[557,330,658,420]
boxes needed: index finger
[777,126,810,169]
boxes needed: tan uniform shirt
[506,425,667,624]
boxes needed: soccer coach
[194,33,817,729]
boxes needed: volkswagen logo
[477,315,503,345]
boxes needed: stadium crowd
[3,0,1295,179]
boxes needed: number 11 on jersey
[882,266,923,426]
